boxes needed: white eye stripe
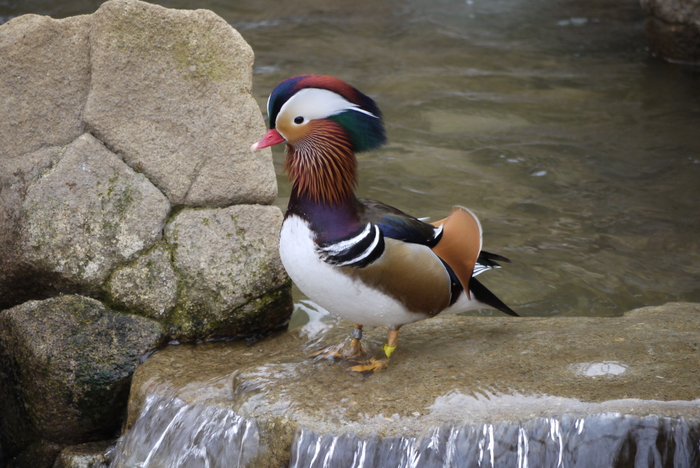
[277,88,378,127]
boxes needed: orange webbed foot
[346,357,389,378]
[310,344,344,361]
[310,337,366,362]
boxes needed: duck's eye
[294,116,304,124]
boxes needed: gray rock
[19,133,171,294]
[1,0,285,318]
[0,14,90,160]
[84,0,277,206]
[0,12,91,309]
[0,146,62,309]
[0,2,293,465]
[165,205,292,340]
[52,441,111,468]
[105,243,178,320]
[0,295,163,452]
[116,302,700,467]
[641,0,700,63]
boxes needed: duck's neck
[283,120,357,206]
[283,121,364,241]
[286,188,363,242]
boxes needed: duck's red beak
[250,128,285,151]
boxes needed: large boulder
[113,303,700,468]
[163,205,291,340]
[0,295,164,464]
[83,0,276,207]
[0,13,90,160]
[0,1,293,465]
[104,243,178,321]
[0,11,91,309]
[641,0,700,63]
[20,133,171,294]
[0,0,291,336]
[105,205,291,340]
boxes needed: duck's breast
[280,215,450,327]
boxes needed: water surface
[3,0,699,317]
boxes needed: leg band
[383,344,397,358]
[352,327,363,340]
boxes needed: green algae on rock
[164,205,292,341]
[0,295,163,461]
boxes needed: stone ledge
[113,302,700,467]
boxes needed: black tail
[470,277,519,317]
[478,250,511,266]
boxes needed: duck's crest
[268,75,387,152]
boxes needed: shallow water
[3,0,699,317]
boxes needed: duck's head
[251,75,387,204]
[251,75,386,152]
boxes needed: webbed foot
[310,345,344,361]
[346,337,366,359]
[346,357,389,377]
[310,337,366,361]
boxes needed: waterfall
[289,414,699,468]
[108,392,699,467]
[109,394,260,468]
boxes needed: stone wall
[0,1,293,465]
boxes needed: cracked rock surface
[20,133,171,292]
[0,0,291,337]
[0,2,292,465]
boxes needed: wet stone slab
[113,303,700,467]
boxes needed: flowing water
[3,0,700,318]
[109,391,700,468]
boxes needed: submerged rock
[114,302,700,467]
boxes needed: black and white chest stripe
[316,223,385,268]
[473,263,494,277]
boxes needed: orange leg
[383,328,399,357]
[347,324,366,359]
[347,326,401,377]
[310,323,366,361]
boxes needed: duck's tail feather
[470,277,519,317]
[479,250,511,264]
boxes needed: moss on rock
[0,295,164,456]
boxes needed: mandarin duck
[251,75,518,376]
